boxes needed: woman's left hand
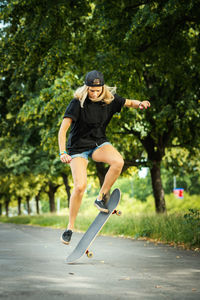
[139,101,151,109]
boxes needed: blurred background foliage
[0,0,200,216]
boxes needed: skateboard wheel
[87,251,93,258]
[116,210,122,216]
[86,250,93,258]
[112,210,122,216]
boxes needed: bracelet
[59,151,67,156]
[138,102,142,108]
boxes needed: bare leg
[67,157,88,230]
[92,144,124,196]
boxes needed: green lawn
[1,192,199,250]
[1,209,199,250]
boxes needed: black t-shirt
[63,94,126,155]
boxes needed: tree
[1,0,200,215]
[88,0,200,212]
[0,176,11,216]
[163,147,200,194]
[0,1,90,212]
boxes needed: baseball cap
[85,70,104,87]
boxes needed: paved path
[0,223,199,300]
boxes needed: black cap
[85,70,104,87]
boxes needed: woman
[58,70,150,244]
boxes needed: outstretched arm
[58,117,72,164]
[124,99,151,110]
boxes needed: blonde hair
[74,84,116,108]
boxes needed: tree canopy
[0,0,200,215]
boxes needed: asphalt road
[0,222,199,300]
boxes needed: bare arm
[58,117,72,163]
[124,99,151,109]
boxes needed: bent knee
[111,157,124,171]
[74,183,87,194]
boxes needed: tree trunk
[142,135,167,213]
[61,173,71,208]
[35,194,40,214]
[150,161,166,213]
[0,203,2,216]
[49,187,55,213]
[26,195,31,215]
[47,181,60,213]
[17,196,22,215]
[5,200,9,217]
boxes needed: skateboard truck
[112,209,122,216]
[86,249,93,258]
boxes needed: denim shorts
[70,142,111,160]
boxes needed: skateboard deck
[66,188,121,263]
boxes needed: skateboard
[66,188,121,263]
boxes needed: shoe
[60,229,73,245]
[94,194,109,213]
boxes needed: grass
[1,192,199,250]
[0,209,199,250]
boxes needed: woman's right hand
[60,153,72,164]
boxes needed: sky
[138,167,148,178]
